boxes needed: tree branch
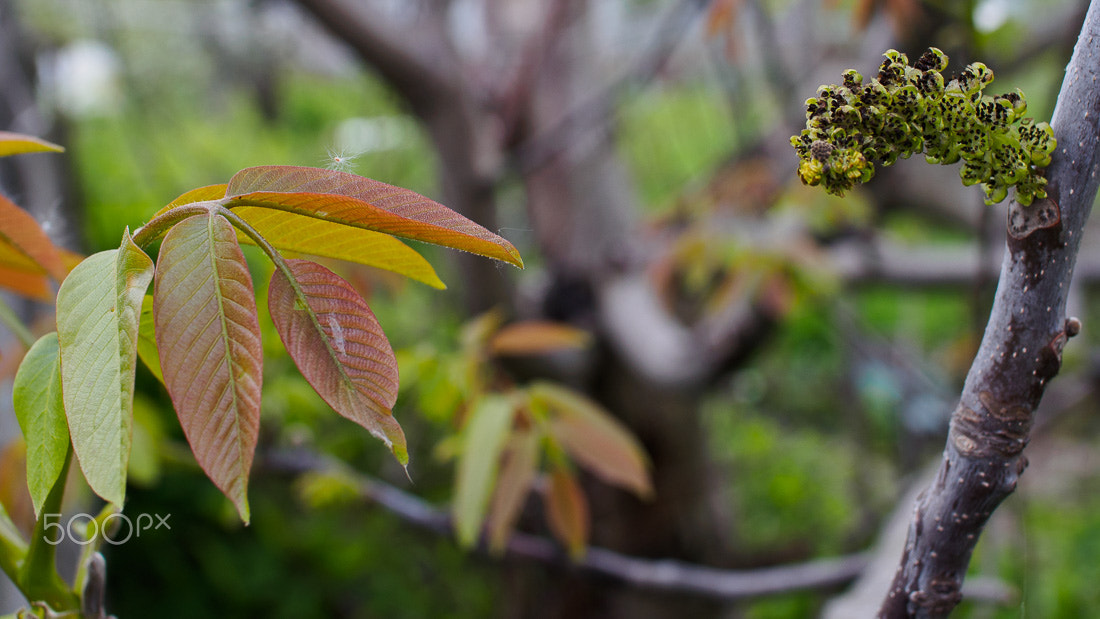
[261,448,868,600]
[879,5,1100,616]
[291,0,454,118]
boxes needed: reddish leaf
[0,265,51,301]
[223,166,523,267]
[532,382,653,499]
[0,132,64,157]
[545,467,589,560]
[0,194,68,282]
[488,321,591,357]
[267,259,407,464]
[156,181,446,288]
[154,212,262,523]
[486,427,539,554]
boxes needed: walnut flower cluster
[791,48,1056,205]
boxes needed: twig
[879,5,1100,616]
[261,448,868,600]
[513,0,711,173]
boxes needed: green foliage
[618,87,740,209]
[792,48,1056,205]
[2,126,521,613]
[397,312,652,556]
[707,405,865,555]
[105,472,499,619]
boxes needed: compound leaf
[268,259,406,464]
[154,213,262,523]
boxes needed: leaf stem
[214,206,310,313]
[0,499,28,588]
[71,504,118,598]
[18,447,80,612]
[0,295,35,349]
[131,201,217,248]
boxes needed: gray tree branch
[878,4,1100,616]
[261,448,869,600]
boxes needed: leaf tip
[235,497,251,525]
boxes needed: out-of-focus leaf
[295,469,361,509]
[56,232,154,506]
[0,132,64,157]
[0,194,68,283]
[486,426,539,554]
[532,382,653,499]
[222,166,523,267]
[136,295,162,383]
[545,467,589,560]
[268,259,407,465]
[488,321,592,356]
[704,0,740,37]
[0,264,51,301]
[12,333,68,516]
[154,213,262,523]
[454,394,516,548]
[0,441,32,536]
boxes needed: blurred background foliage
[2,0,1100,617]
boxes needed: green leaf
[454,394,516,548]
[56,231,154,506]
[0,131,64,157]
[222,166,523,267]
[486,426,539,553]
[545,467,589,560]
[268,259,407,464]
[532,382,653,499]
[12,333,68,516]
[136,295,163,383]
[154,212,262,523]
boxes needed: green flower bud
[791,47,1056,205]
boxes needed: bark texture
[879,4,1100,616]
